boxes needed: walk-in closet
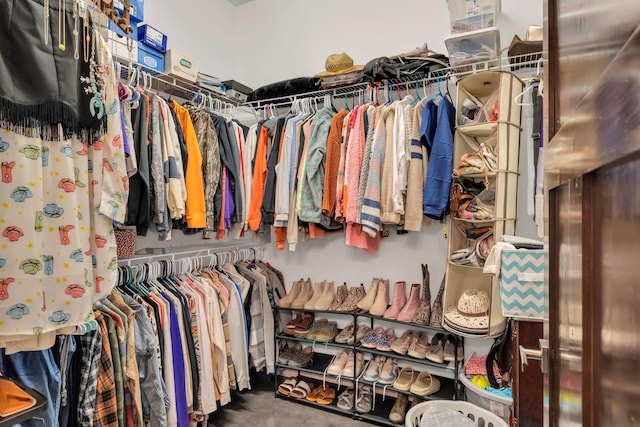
[1,0,639,426]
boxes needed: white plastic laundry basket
[405,400,508,427]
[459,371,512,422]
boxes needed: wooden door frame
[545,5,640,423]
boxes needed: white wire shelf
[243,51,545,108]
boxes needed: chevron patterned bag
[499,249,546,319]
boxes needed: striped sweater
[356,105,378,223]
[404,99,428,231]
[361,106,390,237]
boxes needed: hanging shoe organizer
[443,70,523,339]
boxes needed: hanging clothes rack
[117,243,265,268]
[244,51,546,109]
[113,56,244,107]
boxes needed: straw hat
[444,289,490,331]
[315,53,364,77]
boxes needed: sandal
[293,313,315,337]
[277,377,298,396]
[336,388,354,410]
[393,366,416,391]
[284,313,304,335]
[409,370,441,396]
[316,386,336,405]
[290,380,312,399]
[306,385,325,402]
[355,385,373,413]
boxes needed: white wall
[144,0,237,79]
[143,0,543,87]
[232,0,543,89]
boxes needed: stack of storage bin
[444,0,501,71]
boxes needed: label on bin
[143,56,158,69]
[147,27,164,46]
[489,401,505,417]
[466,4,480,16]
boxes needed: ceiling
[226,0,255,5]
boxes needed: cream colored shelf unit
[443,70,523,339]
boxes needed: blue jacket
[422,97,455,219]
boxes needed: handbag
[451,181,495,221]
[363,54,449,82]
[0,377,37,417]
[486,319,514,388]
[453,143,497,185]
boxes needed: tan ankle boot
[279,279,303,308]
[383,281,407,319]
[291,278,313,309]
[314,281,335,310]
[397,283,421,322]
[304,281,325,310]
[369,278,389,317]
[357,278,379,312]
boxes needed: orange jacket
[170,102,206,228]
[247,125,269,231]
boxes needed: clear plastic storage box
[447,0,499,33]
[445,27,500,69]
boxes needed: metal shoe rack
[274,307,464,426]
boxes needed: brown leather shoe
[292,313,315,337]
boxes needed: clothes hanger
[145,71,153,92]
[410,80,422,106]
[431,76,444,102]
[515,60,543,106]
[344,92,351,112]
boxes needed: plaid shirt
[78,324,102,427]
[93,311,119,427]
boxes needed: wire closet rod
[112,55,243,109]
[117,242,265,267]
[244,51,546,108]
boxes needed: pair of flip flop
[307,384,335,405]
[278,378,335,404]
